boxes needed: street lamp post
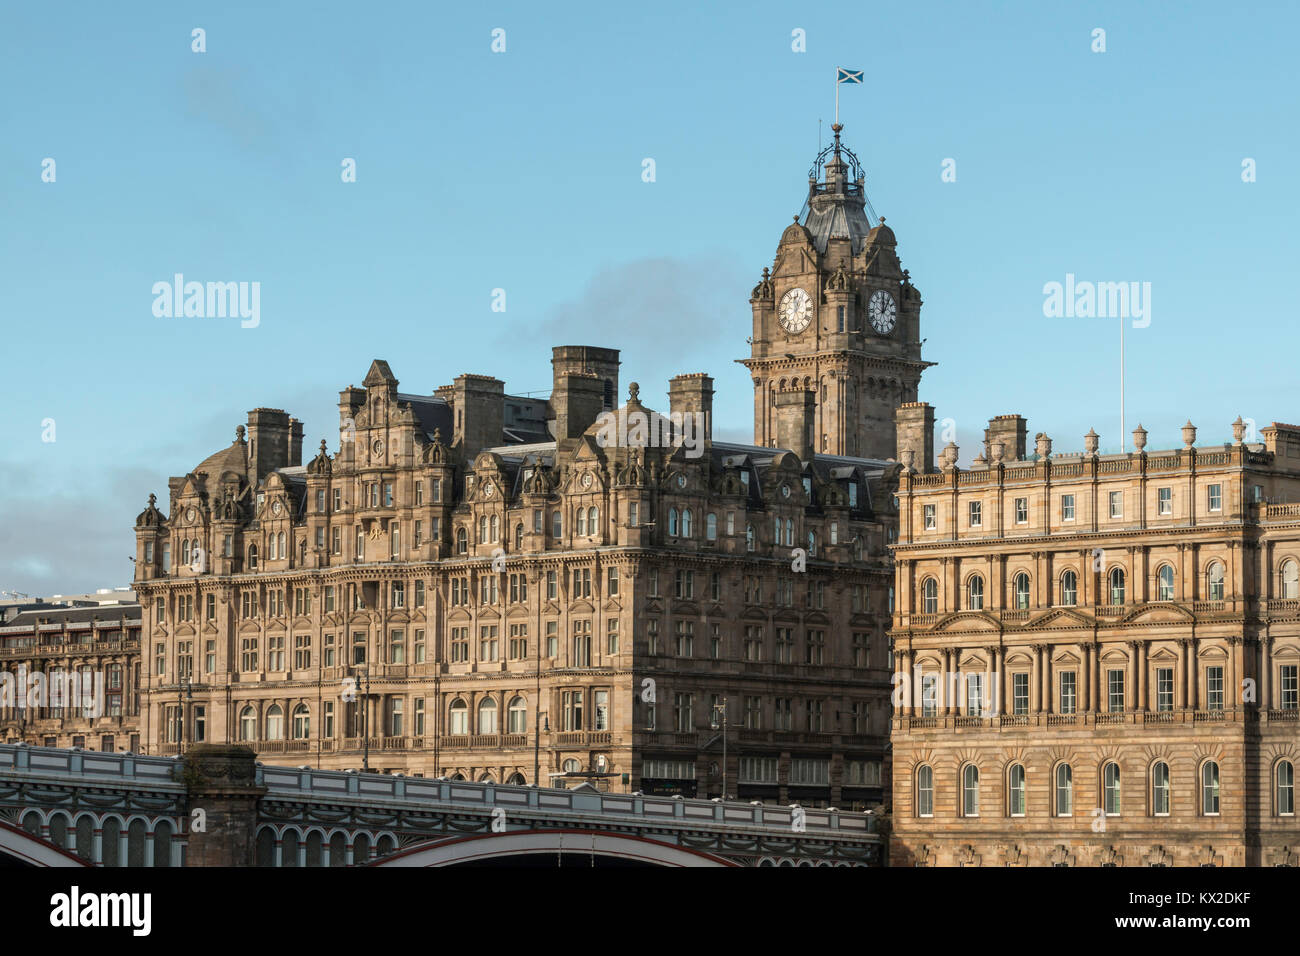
[356,665,371,773]
[711,697,729,801]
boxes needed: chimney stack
[895,402,935,473]
[452,374,505,459]
[668,373,714,443]
[985,414,1028,462]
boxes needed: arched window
[1103,762,1121,815]
[248,545,258,571]
[239,706,257,741]
[1152,761,1170,816]
[292,704,310,739]
[588,506,598,535]
[962,765,980,817]
[1282,560,1299,599]
[162,541,171,572]
[1207,562,1225,601]
[268,535,277,561]
[807,530,817,557]
[1013,572,1030,610]
[706,513,718,541]
[1056,764,1073,816]
[479,516,489,543]
[668,508,679,536]
[1156,564,1175,601]
[916,765,934,817]
[1202,761,1220,815]
[508,696,527,734]
[576,509,587,536]
[506,772,527,786]
[478,698,498,734]
[449,699,468,735]
[456,527,468,554]
[514,524,523,550]
[1008,764,1026,817]
[277,531,286,559]
[967,575,984,611]
[479,772,495,783]
[784,518,793,547]
[1278,760,1295,815]
[490,514,499,542]
[746,524,755,552]
[181,539,191,565]
[682,509,693,537]
[1060,569,1078,606]
[922,578,939,614]
[266,705,285,741]
[552,511,562,539]
[1109,566,1126,605]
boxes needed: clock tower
[740,124,931,460]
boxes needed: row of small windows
[923,485,1227,532]
[917,559,1274,613]
[915,760,1295,817]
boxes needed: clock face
[868,289,897,334]
[271,500,282,516]
[482,482,493,498]
[581,472,593,489]
[186,507,196,522]
[371,438,384,456]
[781,484,791,499]
[676,474,687,489]
[778,288,813,334]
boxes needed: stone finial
[1132,424,1148,453]
[148,493,157,507]
[1182,420,1197,448]
[940,441,959,469]
[628,382,640,403]
[319,439,328,453]
[235,425,246,441]
[972,450,988,467]
[900,448,916,473]
[990,440,1005,463]
[1035,432,1052,459]
[432,428,442,444]
[1084,428,1099,456]
[1232,415,1246,445]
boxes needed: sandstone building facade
[122,131,926,808]
[889,415,1300,866]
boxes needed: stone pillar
[1176,640,1187,709]
[1030,646,1041,714]
[1187,638,1198,710]
[1262,635,1273,711]
[1137,641,1147,712]
[1080,644,1090,715]
[181,744,266,867]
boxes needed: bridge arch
[0,818,89,867]
[373,829,736,868]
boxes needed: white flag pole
[1120,314,1126,452]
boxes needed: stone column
[1262,635,1273,711]
[1080,644,1090,714]
[1187,638,1199,711]
[1129,642,1140,711]
[181,743,266,867]
[1176,639,1187,710]
[1030,646,1041,713]
[983,648,994,717]
[1229,637,1241,713]
[1041,646,1052,715]
[1137,641,1147,712]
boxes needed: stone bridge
[0,744,881,867]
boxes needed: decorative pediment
[1051,650,1082,667]
[447,608,472,623]
[932,611,999,633]
[1122,603,1196,625]
[569,599,595,615]
[1030,607,1093,629]
[1148,647,1178,662]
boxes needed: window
[916,766,934,817]
[1202,761,1220,815]
[1278,761,1295,815]
[571,619,591,666]
[968,501,982,527]
[743,625,763,661]
[1156,565,1174,601]
[706,513,717,541]
[552,511,562,539]
[607,566,619,597]
[1012,673,1028,715]
[1103,762,1121,815]
[239,707,257,741]
[668,508,679,536]
[674,693,693,732]
[745,524,755,552]
[479,625,499,662]
[456,527,467,554]
[1158,487,1172,515]
[413,698,424,736]
[1156,668,1173,711]
[1207,483,1222,512]
[594,690,609,731]
[1206,665,1224,711]
[805,629,825,665]
[675,569,694,599]
[1109,567,1126,605]
[966,673,984,716]
[1060,672,1076,714]
[962,765,980,817]
[682,509,693,537]
[1109,491,1123,519]
[391,581,405,608]
[294,634,311,670]
[450,627,469,663]
[389,629,404,664]
[607,618,619,655]
[1014,497,1028,524]
[922,578,938,614]
[1108,669,1125,713]
[266,705,285,741]
[774,697,792,730]
[508,696,527,734]
[546,621,558,658]
[628,502,638,528]
[292,704,310,740]
[743,697,762,730]
[1152,762,1170,816]
[967,575,984,611]
[1282,560,1300,600]
[449,700,468,735]
[1207,562,1225,601]
[1282,665,1298,709]
[807,530,817,557]
[1060,569,1077,606]
[1013,572,1030,610]
[921,674,938,717]
[923,504,936,530]
[1056,764,1073,816]
[546,570,557,600]
[710,571,720,602]
[478,698,498,734]
[1061,494,1075,520]
[1008,764,1026,817]
[414,629,425,663]
[675,620,694,657]
[575,508,586,536]
[789,758,829,785]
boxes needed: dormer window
[848,483,858,508]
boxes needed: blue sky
[2,0,1297,594]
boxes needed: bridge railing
[256,765,877,836]
[0,742,182,787]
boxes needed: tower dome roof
[799,124,879,255]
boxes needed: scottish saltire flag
[837,68,863,84]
